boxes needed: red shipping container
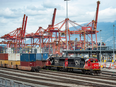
[20,61,36,67]
[36,61,47,68]
[0,53,8,60]
[20,61,47,68]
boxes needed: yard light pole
[113,25,115,62]
[100,30,102,63]
[64,0,70,18]
[64,0,70,50]
[74,29,75,50]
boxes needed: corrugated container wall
[20,53,36,62]
[20,61,36,66]
[8,53,20,61]
[20,53,29,61]
[0,53,8,60]
[36,53,42,60]
[30,54,36,61]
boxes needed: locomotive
[46,56,101,75]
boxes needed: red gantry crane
[25,1,100,55]
[0,1,100,55]
[0,14,28,49]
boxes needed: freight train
[0,53,48,72]
[0,52,101,74]
[46,56,101,75]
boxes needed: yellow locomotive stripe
[46,65,101,71]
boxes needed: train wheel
[57,67,60,71]
[36,66,40,72]
[16,65,18,70]
[82,70,85,74]
[63,68,68,72]
[46,66,51,70]
[5,64,7,68]
[31,67,36,72]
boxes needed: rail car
[0,53,48,72]
[46,56,101,74]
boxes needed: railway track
[0,67,116,87]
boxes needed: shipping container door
[16,53,20,61]
[29,54,36,62]
[36,53,42,60]
[24,54,29,62]
[20,54,29,62]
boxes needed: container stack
[0,53,8,67]
[20,53,48,68]
[7,53,20,68]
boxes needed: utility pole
[113,25,115,62]
[100,30,102,63]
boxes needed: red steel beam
[52,8,57,27]
[95,1,100,29]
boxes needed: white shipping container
[8,53,20,61]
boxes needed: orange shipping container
[8,61,20,66]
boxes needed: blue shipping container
[20,53,36,62]
[36,53,42,60]
[30,53,36,61]
[43,53,48,60]
[20,53,29,62]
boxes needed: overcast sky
[0,0,116,37]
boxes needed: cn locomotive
[46,56,101,75]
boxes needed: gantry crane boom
[95,1,100,29]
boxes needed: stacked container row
[8,53,20,66]
[0,53,8,66]
[20,53,48,67]
[0,53,48,68]
[20,53,48,62]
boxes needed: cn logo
[75,60,80,66]
[55,59,59,64]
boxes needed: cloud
[99,7,116,22]
[43,0,61,9]
[105,36,113,43]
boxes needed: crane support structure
[0,1,100,55]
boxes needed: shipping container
[20,53,29,61]
[8,61,20,66]
[30,54,36,61]
[20,53,36,62]
[0,53,8,60]
[36,53,42,60]
[8,53,20,61]
[42,53,48,60]
[36,60,47,68]
[4,60,8,64]
[0,60,8,66]
[0,60,4,64]
[20,61,36,67]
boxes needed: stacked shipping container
[0,53,48,71]
[20,53,48,68]
[8,53,20,67]
[0,53,8,67]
